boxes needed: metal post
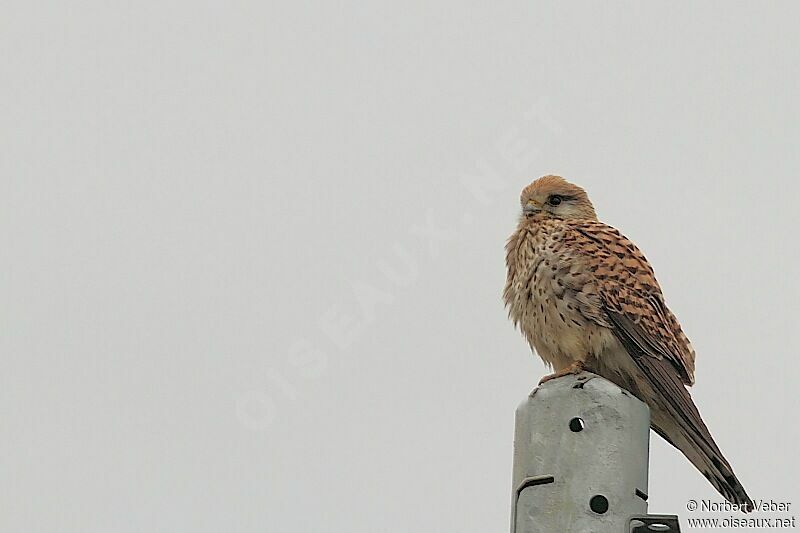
[510,372,681,532]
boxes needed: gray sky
[2,2,799,532]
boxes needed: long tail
[626,351,754,511]
[607,315,754,510]
[653,422,753,511]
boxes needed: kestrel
[504,175,753,510]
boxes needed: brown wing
[566,221,696,385]
[565,222,754,507]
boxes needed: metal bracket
[629,514,681,532]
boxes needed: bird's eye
[548,195,563,206]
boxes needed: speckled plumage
[504,175,753,511]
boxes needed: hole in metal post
[590,494,609,514]
[569,417,584,432]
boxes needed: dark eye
[548,195,563,206]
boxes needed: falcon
[504,175,753,510]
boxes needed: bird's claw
[538,362,585,385]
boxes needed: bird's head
[519,175,598,221]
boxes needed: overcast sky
[2,2,799,532]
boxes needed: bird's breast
[505,223,605,369]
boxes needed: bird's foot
[538,361,585,385]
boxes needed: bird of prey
[504,175,753,510]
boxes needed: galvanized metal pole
[510,372,681,533]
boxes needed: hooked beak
[523,200,542,215]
